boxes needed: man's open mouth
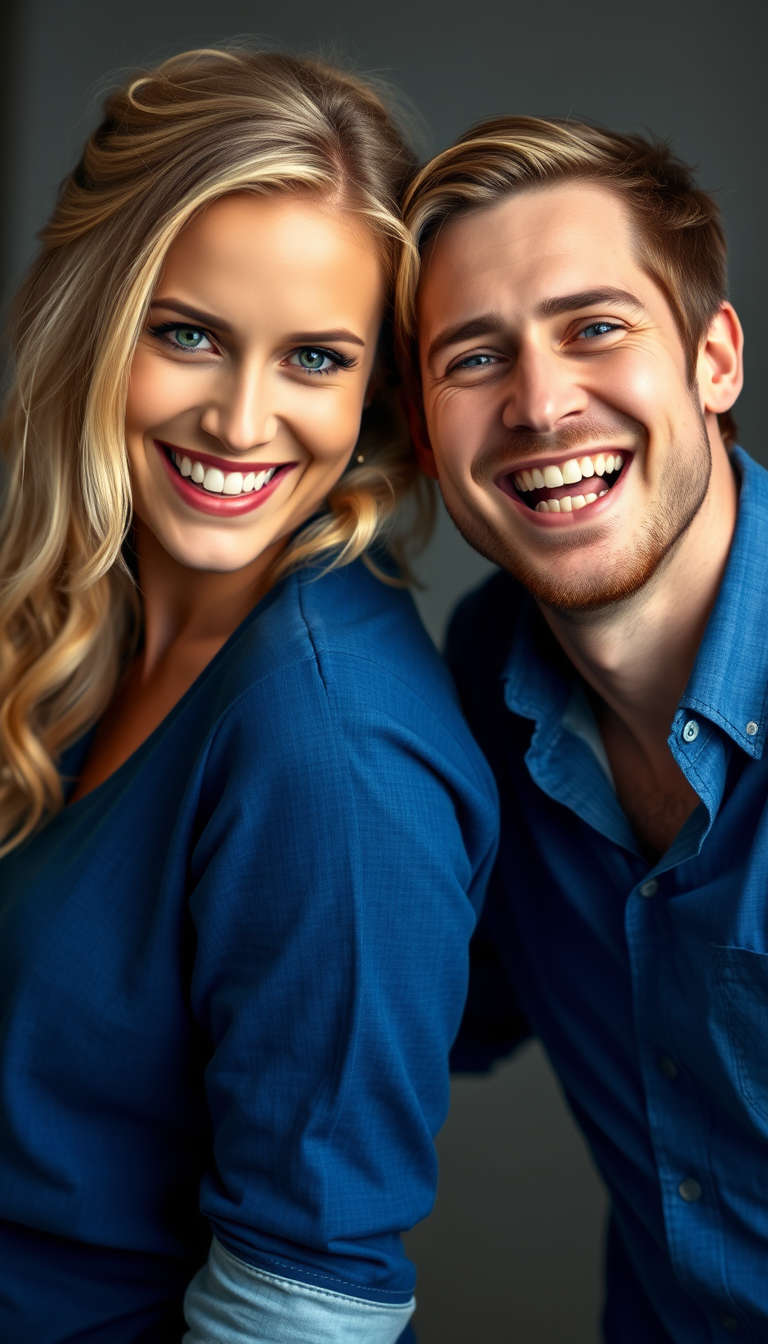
[506,451,628,513]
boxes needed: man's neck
[537,432,738,858]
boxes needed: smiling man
[399,120,768,1340]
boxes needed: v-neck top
[0,558,498,1342]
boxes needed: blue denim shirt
[448,448,768,1343]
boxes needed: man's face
[416,183,715,611]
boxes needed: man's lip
[494,451,632,524]
[497,447,635,476]
[156,441,290,474]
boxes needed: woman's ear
[403,394,439,480]
[698,302,744,416]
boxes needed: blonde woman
[0,49,497,1344]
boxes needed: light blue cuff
[183,1237,415,1343]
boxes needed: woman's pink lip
[156,441,296,517]
[496,454,632,525]
[157,440,289,474]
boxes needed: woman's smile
[157,440,297,516]
[125,191,384,572]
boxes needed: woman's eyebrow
[148,304,366,350]
[284,329,366,347]
[148,298,233,333]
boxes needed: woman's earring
[356,453,365,464]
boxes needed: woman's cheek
[300,397,365,463]
[126,350,185,433]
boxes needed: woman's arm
[185,647,497,1339]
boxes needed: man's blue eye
[460,354,495,368]
[581,323,616,339]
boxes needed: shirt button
[678,1177,702,1202]
[658,1054,678,1079]
[720,1316,739,1333]
[682,719,700,743]
[639,878,659,898]
[746,721,758,737]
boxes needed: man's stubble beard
[440,410,712,615]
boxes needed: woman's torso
[0,560,498,1343]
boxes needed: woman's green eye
[174,328,206,348]
[297,348,331,371]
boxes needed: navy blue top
[0,558,498,1343]
[448,448,768,1344]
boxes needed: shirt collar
[682,448,768,760]
[501,447,768,764]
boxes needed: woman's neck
[134,518,285,678]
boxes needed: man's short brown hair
[397,116,736,446]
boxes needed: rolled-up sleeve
[184,1237,414,1343]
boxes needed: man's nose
[200,367,278,451]
[501,344,588,434]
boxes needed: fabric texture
[448,447,768,1343]
[183,1237,414,1342]
[0,559,498,1343]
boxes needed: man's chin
[440,494,679,615]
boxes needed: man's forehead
[417,181,644,326]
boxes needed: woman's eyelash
[289,347,356,374]
[147,321,214,350]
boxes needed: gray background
[2,2,765,1339]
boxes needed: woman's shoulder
[218,559,446,697]
[210,559,491,783]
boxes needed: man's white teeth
[172,453,277,496]
[535,489,609,513]
[514,452,624,493]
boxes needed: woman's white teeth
[222,472,243,496]
[172,453,277,496]
[203,467,225,493]
[514,451,624,493]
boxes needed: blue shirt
[447,448,768,1344]
[0,558,498,1344]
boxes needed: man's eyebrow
[149,298,233,333]
[537,288,646,319]
[426,314,506,368]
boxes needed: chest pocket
[715,944,768,1128]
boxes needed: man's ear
[698,302,744,416]
[403,394,439,480]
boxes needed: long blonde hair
[0,46,432,855]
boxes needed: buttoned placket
[510,653,755,1338]
[625,709,754,1339]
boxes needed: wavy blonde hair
[0,46,433,855]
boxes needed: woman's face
[125,192,385,572]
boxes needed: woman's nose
[200,367,278,451]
